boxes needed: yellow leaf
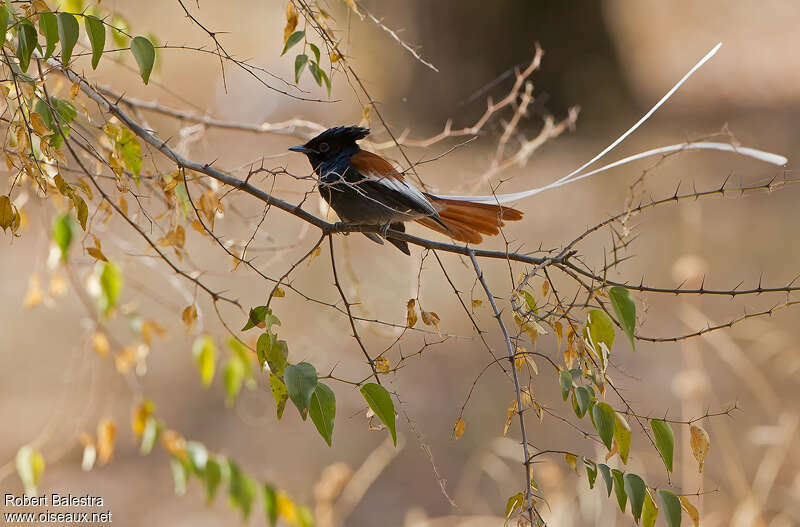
[271,287,286,298]
[283,1,298,43]
[307,246,322,266]
[160,429,187,462]
[114,346,136,374]
[23,273,43,308]
[96,419,116,464]
[471,299,482,309]
[131,400,155,437]
[514,346,527,371]
[70,81,80,99]
[421,310,440,328]
[118,196,128,216]
[690,424,711,473]
[30,112,50,136]
[277,491,298,524]
[406,299,418,328]
[0,195,13,230]
[191,219,205,234]
[374,356,390,373]
[453,418,466,438]
[182,305,197,334]
[503,400,518,437]
[565,453,578,473]
[48,272,68,297]
[520,388,534,409]
[91,331,110,356]
[87,247,108,262]
[330,50,342,63]
[680,496,700,527]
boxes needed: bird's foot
[379,223,392,239]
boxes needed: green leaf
[192,336,217,387]
[269,373,288,419]
[318,66,331,95]
[223,356,246,406]
[624,473,646,524]
[294,53,308,83]
[39,12,59,60]
[642,490,658,527]
[84,15,105,69]
[258,333,288,376]
[611,469,627,512]
[284,362,318,420]
[57,13,79,67]
[170,457,188,496]
[585,309,615,356]
[99,261,123,316]
[52,212,74,261]
[573,386,591,417]
[309,382,336,446]
[609,286,636,350]
[242,306,280,331]
[583,458,598,489]
[117,127,142,178]
[591,402,616,450]
[615,412,632,464]
[34,96,77,148]
[130,36,156,84]
[17,21,37,72]
[204,457,221,504]
[263,484,278,527]
[228,460,257,519]
[308,61,322,86]
[185,441,208,474]
[308,42,320,63]
[0,7,8,48]
[15,445,45,496]
[657,489,681,527]
[281,30,304,56]
[504,492,524,523]
[522,290,538,313]
[651,419,675,472]
[598,463,613,497]
[360,382,397,446]
[559,369,573,401]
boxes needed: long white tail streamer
[435,142,788,204]
[433,42,789,205]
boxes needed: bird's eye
[318,142,330,153]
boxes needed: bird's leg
[332,221,351,236]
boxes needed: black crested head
[289,126,369,166]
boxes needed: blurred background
[1,1,799,526]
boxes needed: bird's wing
[350,150,438,217]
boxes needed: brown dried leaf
[182,305,197,334]
[30,112,50,136]
[680,496,700,527]
[87,247,108,262]
[374,356,390,373]
[0,195,13,230]
[421,310,440,328]
[70,81,81,99]
[406,299,418,328]
[283,1,298,43]
[690,424,710,473]
[541,280,550,297]
[160,429,187,461]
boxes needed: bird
[290,126,523,255]
[289,45,788,255]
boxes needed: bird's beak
[289,145,317,154]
